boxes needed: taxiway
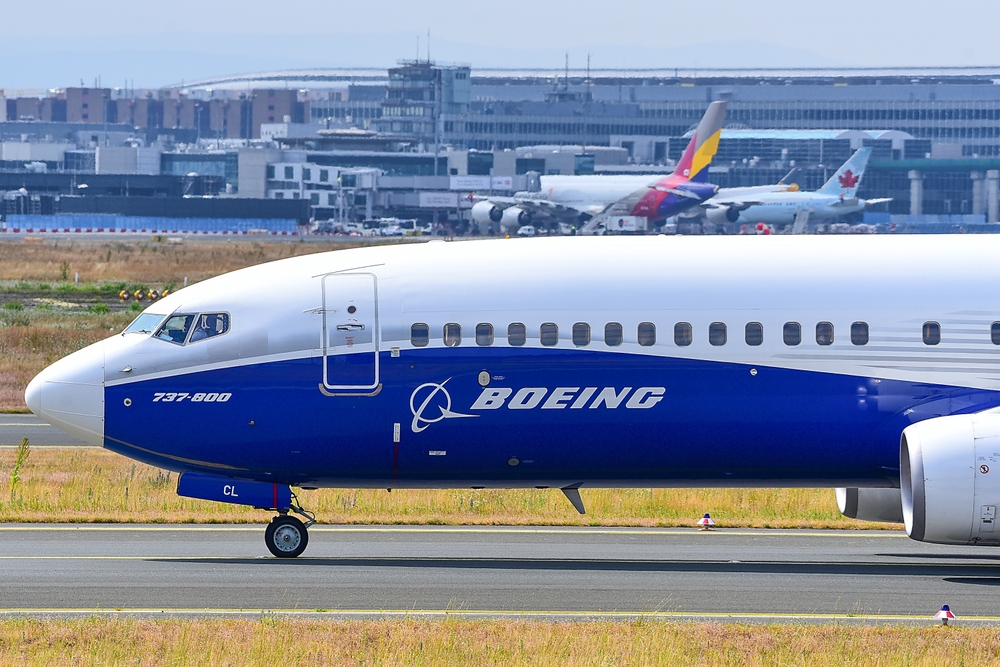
[1,525,998,622]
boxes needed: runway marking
[0,525,908,537]
[0,608,999,623]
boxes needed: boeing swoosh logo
[409,379,478,433]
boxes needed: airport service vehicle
[471,101,727,232]
[25,235,1000,557]
[689,147,891,232]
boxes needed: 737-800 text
[153,392,232,403]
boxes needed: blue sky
[2,0,998,89]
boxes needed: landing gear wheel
[265,515,309,558]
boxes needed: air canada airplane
[686,147,891,232]
[25,235,1000,557]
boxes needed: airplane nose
[25,340,105,446]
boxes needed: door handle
[336,323,366,331]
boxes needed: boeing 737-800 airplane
[25,235,1000,556]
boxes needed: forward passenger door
[321,273,379,392]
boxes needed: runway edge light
[697,513,716,530]
[934,605,956,626]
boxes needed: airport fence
[0,214,298,235]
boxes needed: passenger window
[783,322,801,346]
[572,322,590,346]
[604,322,623,347]
[635,322,655,346]
[540,322,559,346]
[188,313,230,343]
[674,322,692,346]
[993,322,1000,345]
[155,314,195,345]
[851,322,869,346]
[816,322,834,346]
[709,322,727,346]
[410,323,429,347]
[443,323,461,347]
[745,322,763,346]
[508,322,526,346]
[923,321,941,345]
[476,323,494,346]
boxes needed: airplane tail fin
[816,147,873,197]
[779,167,800,185]
[670,101,727,183]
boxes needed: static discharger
[935,605,956,626]
[697,513,716,530]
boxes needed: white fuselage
[533,175,794,216]
[725,192,866,225]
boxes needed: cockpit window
[188,313,230,343]
[155,314,195,345]
[123,313,166,335]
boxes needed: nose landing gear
[265,493,316,558]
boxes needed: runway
[0,415,90,447]
[2,525,1000,622]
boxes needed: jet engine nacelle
[471,201,503,224]
[704,206,741,225]
[501,206,531,229]
[836,487,903,523]
[901,413,1000,545]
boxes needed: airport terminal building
[4,65,1000,230]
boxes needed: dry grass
[0,310,134,411]
[0,448,888,528]
[0,237,351,284]
[0,618,994,666]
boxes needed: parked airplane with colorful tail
[470,101,728,232]
[26,234,1000,557]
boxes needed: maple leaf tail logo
[838,170,860,189]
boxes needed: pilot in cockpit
[189,315,212,342]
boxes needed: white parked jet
[688,148,890,233]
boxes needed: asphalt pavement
[0,414,91,447]
[1,524,999,622]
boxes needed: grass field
[0,448,885,528]
[0,618,993,666]
[0,236,350,284]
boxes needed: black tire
[265,515,308,558]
